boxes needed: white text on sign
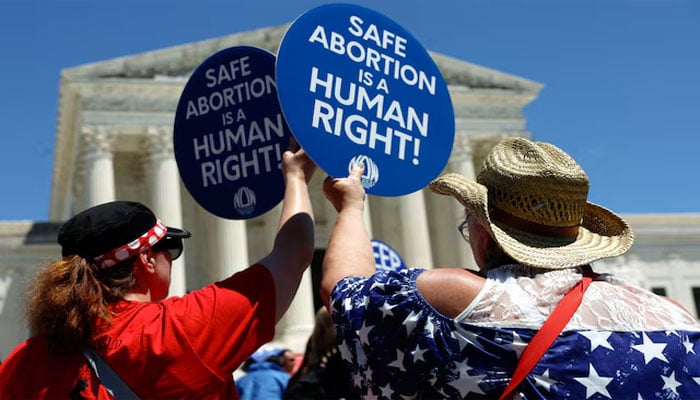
[193,113,285,187]
[309,67,427,166]
[308,18,436,95]
[185,55,287,188]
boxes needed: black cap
[58,201,191,259]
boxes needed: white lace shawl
[456,264,700,331]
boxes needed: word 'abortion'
[194,113,286,187]
[310,67,427,165]
[308,23,436,95]
[185,74,276,120]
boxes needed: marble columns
[214,217,249,277]
[399,191,434,269]
[144,126,188,296]
[449,143,478,270]
[81,126,116,207]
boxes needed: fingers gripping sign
[323,163,366,213]
[348,163,365,183]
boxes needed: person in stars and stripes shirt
[320,137,700,399]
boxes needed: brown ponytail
[25,255,136,353]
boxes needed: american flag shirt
[330,266,700,399]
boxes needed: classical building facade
[1,25,699,359]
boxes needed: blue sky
[1,0,698,221]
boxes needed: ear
[475,223,493,248]
[136,252,155,273]
[470,222,493,269]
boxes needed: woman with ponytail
[0,146,317,399]
[25,253,138,356]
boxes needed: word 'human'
[309,67,426,165]
[193,113,286,187]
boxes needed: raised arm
[258,144,317,322]
[320,166,376,309]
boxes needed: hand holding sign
[174,46,292,219]
[282,137,317,185]
[276,3,454,197]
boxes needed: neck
[122,292,152,302]
[122,279,153,302]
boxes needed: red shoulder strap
[498,270,598,400]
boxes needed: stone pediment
[430,52,541,92]
[60,24,541,94]
[61,25,290,81]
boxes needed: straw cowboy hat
[429,137,634,269]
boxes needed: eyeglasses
[457,220,469,243]
[151,237,184,261]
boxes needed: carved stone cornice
[60,25,290,81]
[76,82,184,113]
[58,24,541,96]
[434,53,543,93]
[624,214,700,243]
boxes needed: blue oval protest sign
[276,3,454,196]
[371,239,407,273]
[174,46,291,219]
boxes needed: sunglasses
[151,237,184,261]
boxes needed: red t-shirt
[0,264,276,399]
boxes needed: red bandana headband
[93,220,167,269]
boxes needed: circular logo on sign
[173,46,291,219]
[276,3,454,196]
[233,186,256,216]
[348,154,379,189]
